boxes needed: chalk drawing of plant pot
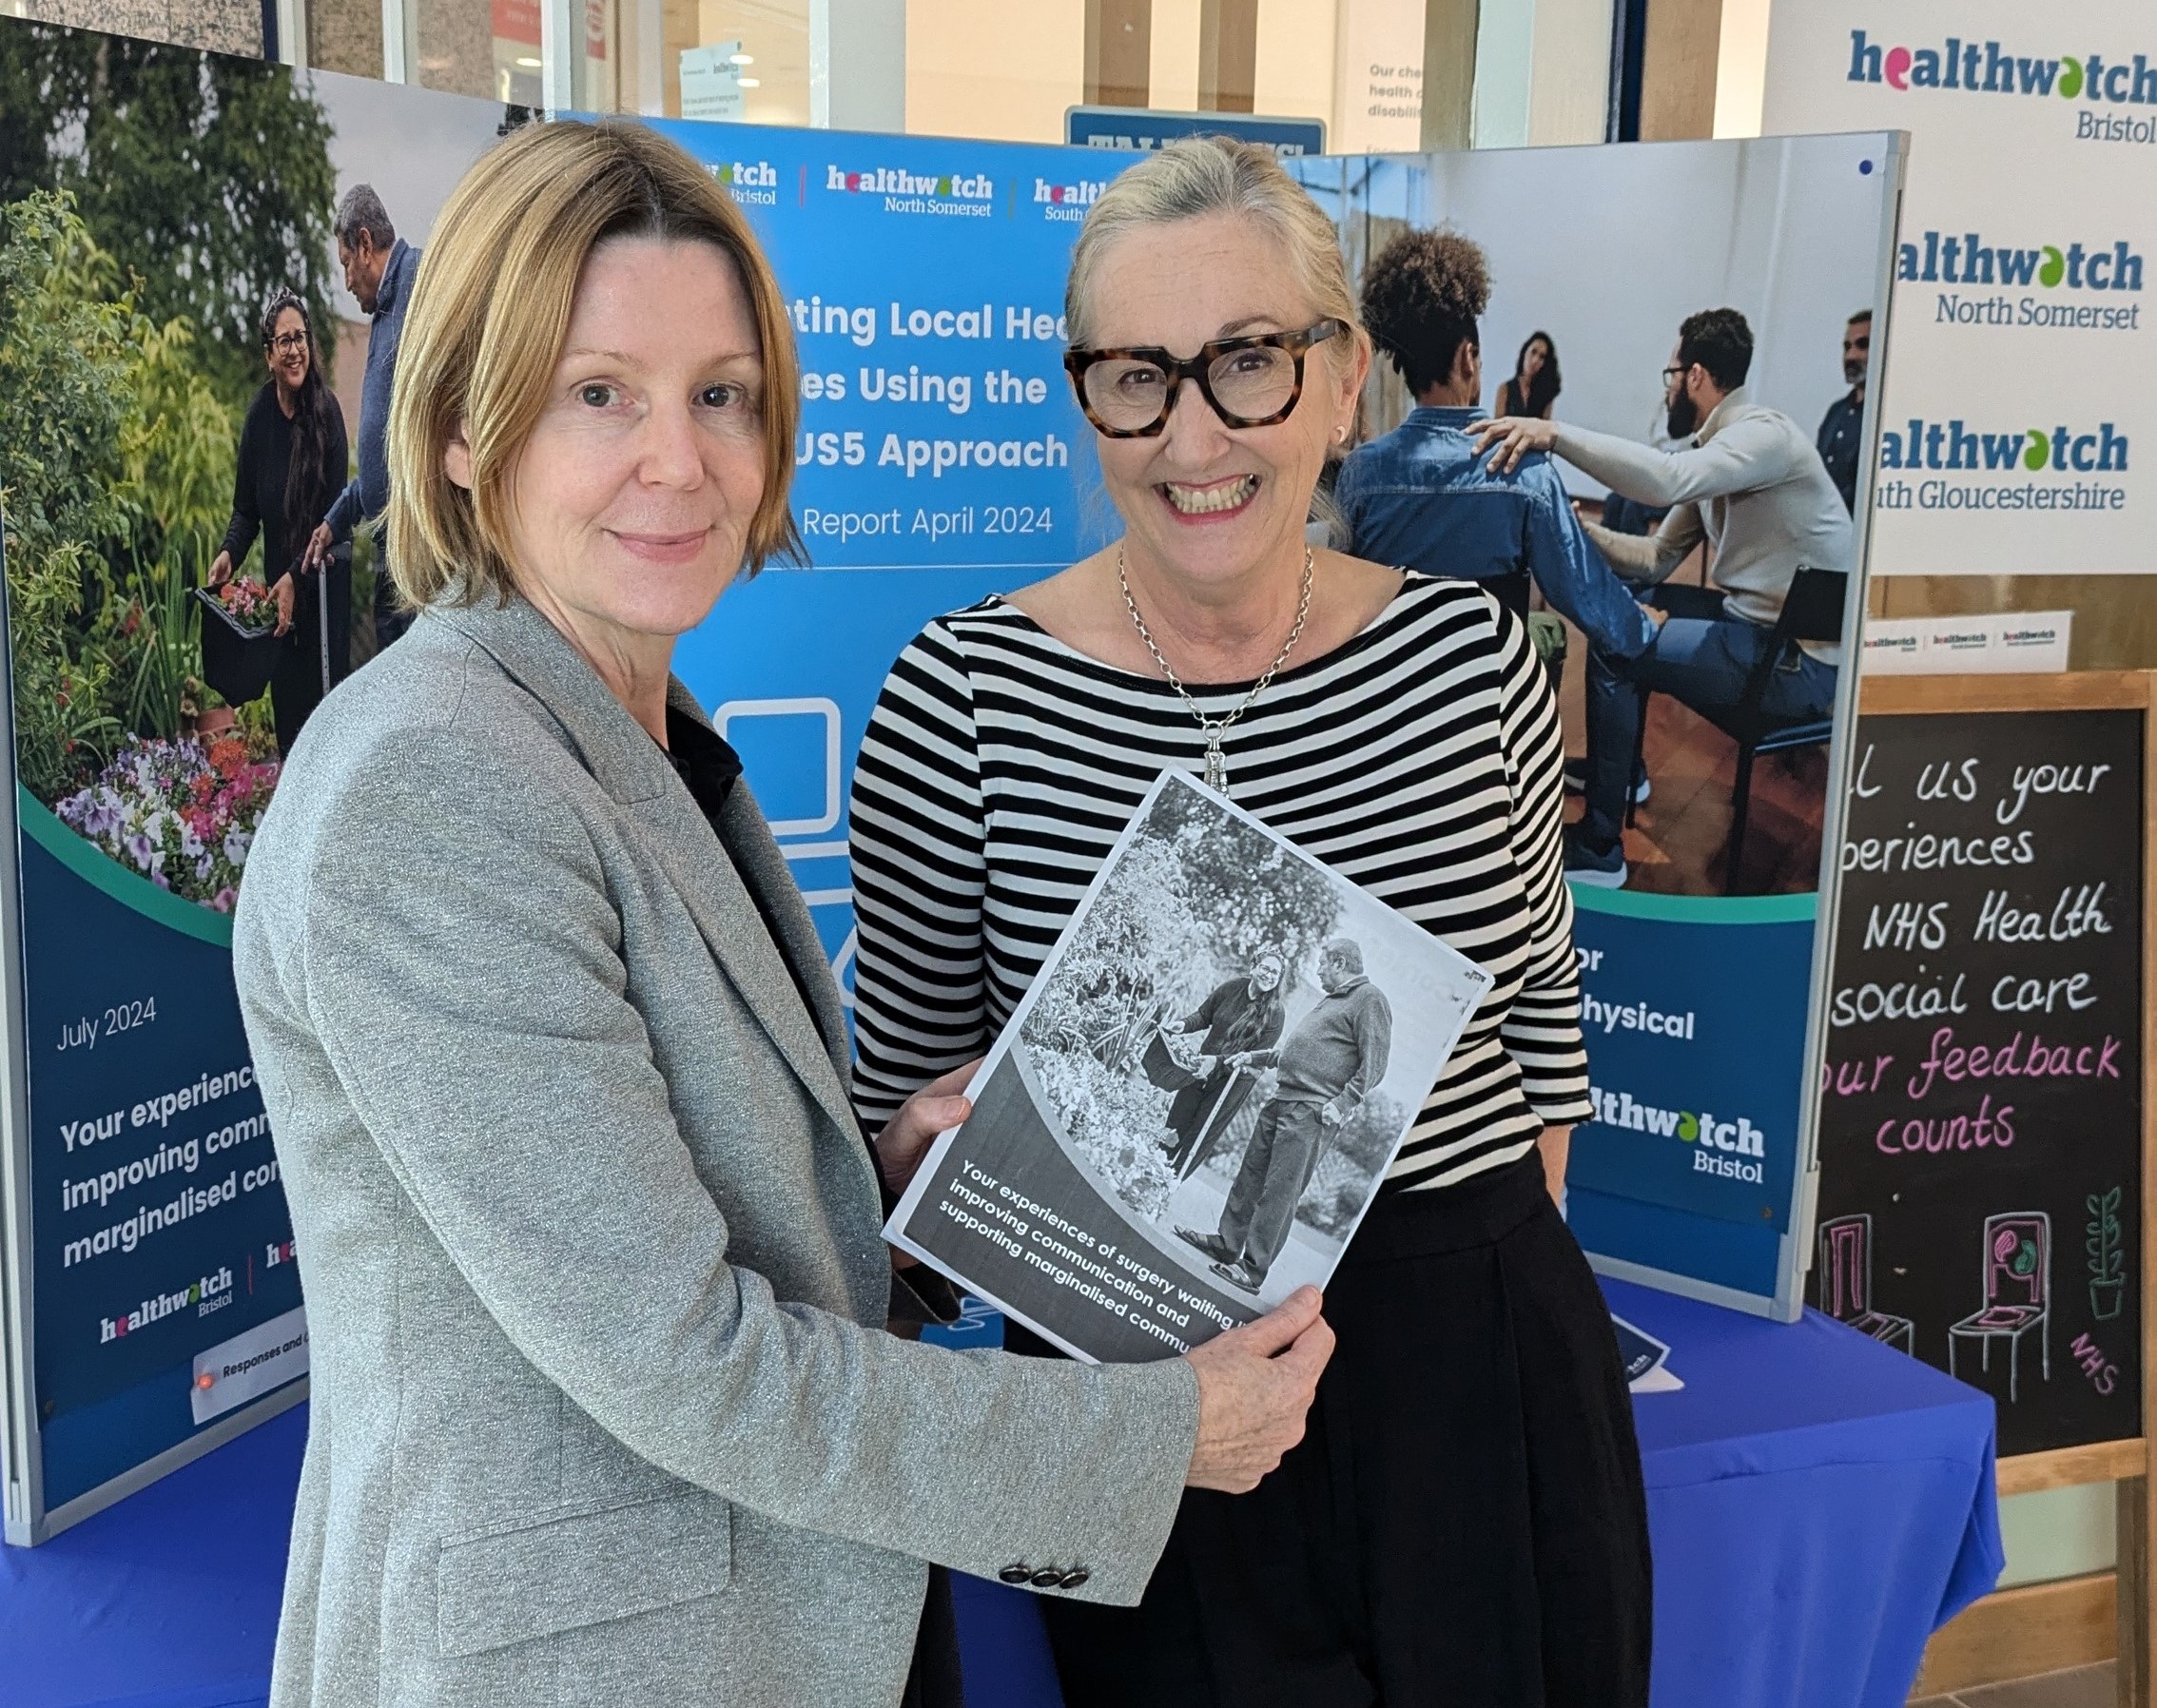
[2088,1187,2127,1324]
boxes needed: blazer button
[1058,1567,1091,1590]
[998,1564,1032,1585]
[1030,1566,1065,1588]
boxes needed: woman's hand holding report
[1182,1286,1333,1491]
[873,1059,981,1194]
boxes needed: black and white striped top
[847,573,1594,1193]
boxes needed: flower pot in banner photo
[192,580,282,707]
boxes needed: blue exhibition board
[13,795,302,1528]
[641,118,1150,994]
[644,117,1872,1326]
[1567,889,1822,1310]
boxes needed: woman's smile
[1159,474,1260,520]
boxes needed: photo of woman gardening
[204,289,351,757]
[0,27,497,911]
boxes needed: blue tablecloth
[4,1281,2001,1708]
[1604,1276,2003,1708]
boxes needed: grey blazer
[233,597,1197,1707]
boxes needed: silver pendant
[1204,732,1229,795]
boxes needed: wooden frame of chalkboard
[1850,671,2156,1695]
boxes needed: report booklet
[884,769,1491,1364]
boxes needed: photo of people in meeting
[1294,139,1879,897]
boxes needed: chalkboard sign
[1817,674,2155,1474]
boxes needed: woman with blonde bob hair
[233,119,1333,1708]
[850,136,1652,1706]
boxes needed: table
[1603,1276,2003,1708]
[5,1282,2001,1708]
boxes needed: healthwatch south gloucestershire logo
[1878,419,2128,474]
[1035,177,1109,223]
[1588,1085,1767,1185]
[1848,29,2157,104]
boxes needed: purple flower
[54,736,279,910]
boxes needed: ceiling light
[738,76,761,87]
[729,51,752,64]
[515,54,540,67]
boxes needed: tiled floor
[1912,1660,2116,1707]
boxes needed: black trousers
[1041,1154,1652,1707]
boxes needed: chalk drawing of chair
[1816,1214,1914,1354]
[1948,1213,2050,1403]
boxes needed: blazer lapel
[431,601,869,1163]
[634,785,868,1158]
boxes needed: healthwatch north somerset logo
[825,163,994,218]
[1900,232,2141,295]
[1588,1085,1767,1185]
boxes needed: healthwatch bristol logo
[1847,29,2157,104]
[1588,1085,1767,1184]
[99,1264,235,1343]
[826,164,994,201]
[709,160,778,206]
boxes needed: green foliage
[0,25,337,413]
[114,314,242,738]
[0,189,238,800]
[1021,781,1344,1074]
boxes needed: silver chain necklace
[1117,544,1313,797]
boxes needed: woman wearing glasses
[850,138,1651,1707]
[206,292,352,755]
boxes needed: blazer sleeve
[284,725,1198,1605]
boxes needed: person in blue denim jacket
[1334,228,1653,665]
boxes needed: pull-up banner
[3,10,1897,1543]
[665,127,1902,1323]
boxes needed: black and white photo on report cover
[980,768,1488,1312]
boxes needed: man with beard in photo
[1471,307,1851,888]
[1815,309,1872,514]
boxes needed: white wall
[904,0,1081,143]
